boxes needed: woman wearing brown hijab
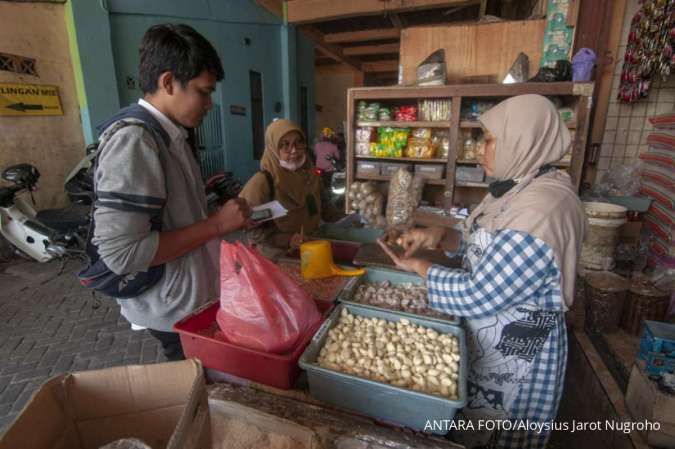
[239,119,322,249]
[379,95,586,449]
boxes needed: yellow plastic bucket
[300,240,365,280]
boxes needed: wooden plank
[553,330,651,449]
[399,20,547,84]
[324,28,400,44]
[343,43,400,56]
[356,156,448,163]
[356,120,452,128]
[346,89,355,213]
[581,0,628,186]
[254,0,283,18]
[444,96,461,208]
[299,26,363,72]
[570,94,591,190]
[389,12,404,29]
[413,210,460,228]
[287,0,474,24]
[362,60,398,73]
[356,173,445,185]
[349,82,593,100]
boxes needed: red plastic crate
[174,299,333,389]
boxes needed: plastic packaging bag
[405,137,435,158]
[386,168,424,231]
[216,241,321,354]
[416,49,447,86]
[592,161,643,197]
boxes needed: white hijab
[464,95,587,310]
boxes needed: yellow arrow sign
[0,83,64,116]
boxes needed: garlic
[316,309,461,400]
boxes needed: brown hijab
[241,119,321,234]
[464,95,586,310]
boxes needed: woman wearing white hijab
[379,95,586,449]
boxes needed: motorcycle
[0,163,91,262]
[315,155,346,219]
[0,144,241,263]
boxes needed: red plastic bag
[216,241,321,354]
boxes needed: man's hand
[289,233,306,250]
[211,198,251,235]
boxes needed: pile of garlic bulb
[347,182,387,228]
[352,281,450,319]
[317,309,460,400]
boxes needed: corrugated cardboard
[0,359,211,449]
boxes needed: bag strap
[83,120,168,263]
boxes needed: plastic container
[580,202,627,270]
[174,299,333,389]
[572,48,596,82]
[299,303,467,434]
[583,271,629,332]
[620,283,670,336]
[638,320,675,375]
[338,266,460,325]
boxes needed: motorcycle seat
[0,187,15,208]
[2,164,40,186]
[36,204,90,232]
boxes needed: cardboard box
[625,363,675,448]
[0,360,211,449]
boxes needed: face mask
[280,155,306,171]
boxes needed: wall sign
[0,83,63,116]
[230,105,246,116]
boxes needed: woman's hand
[377,239,432,278]
[289,233,306,250]
[398,226,447,257]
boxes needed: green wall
[68,0,315,180]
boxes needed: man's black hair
[139,23,224,94]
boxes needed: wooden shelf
[459,120,483,128]
[456,159,480,165]
[350,82,594,100]
[356,155,447,163]
[356,121,452,128]
[460,119,576,129]
[457,159,570,167]
[347,82,593,210]
[456,181,489,188]
[356,174,446,186]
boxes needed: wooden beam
[324,28,400,44]
[287,0,472,24]
[255,0,283,18]
[299,26,363,72]
[343,43,400,56]
[389,13,404,29]
[362,60,399,72]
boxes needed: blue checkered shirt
[427,229,566,449]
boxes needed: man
[91,24,250,360]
